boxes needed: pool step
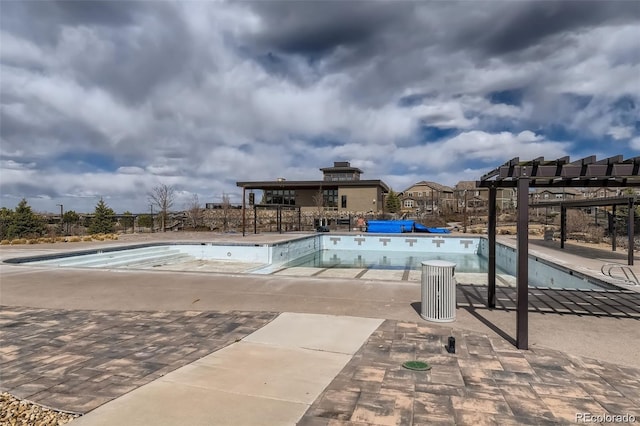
[32,246,189,268]
[111,252,195,269]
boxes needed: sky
[1,1,639,214]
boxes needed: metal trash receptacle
[421,260,457,322]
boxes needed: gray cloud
[1,0,638,213]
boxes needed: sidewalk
[71,313,383,426]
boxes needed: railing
[601,263,640,286]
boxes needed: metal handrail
[601,263,640,286]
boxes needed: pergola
[478,155,640,349]
[530,196,638,264]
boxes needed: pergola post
[612,205,617,252]
[560,206,566,249]
[628,199,635,266]
[242,187,246,237]
[254,205,257,234]
[516,176,529,350]
[488,186,497,308]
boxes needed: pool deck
[1,232,639,425]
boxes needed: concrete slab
[361,269,404,281]
[71,381,309,426]
[71,312,382,426]
[168,342,350,404]
[273,267,319,276]
[315,268,364,279]
[243,312,383,354]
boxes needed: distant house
[454,181,517,212]
[531,188,581,202]
[399,181,455,214]
[236,161,390,214]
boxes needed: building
[399,181,455,214]
[236,161,390,214]
[454,181,517,213]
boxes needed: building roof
[533,188,582,195]
[401,181,453,193]
[236,179,390,192]
[319,161,363,174]
[454,181,479,191]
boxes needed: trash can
[421,260,457,322]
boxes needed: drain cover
[402,361,431,371]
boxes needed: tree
[121,211,134,233]
[149,184,175,232]
[62,210,80,235]
[0,207,15,240]
[385,190,401,213]
[312,187,325,227]
[221,193,231,232]
[5,199,46,239]
[88,198,116,234]
[138,214,153,230]
[185,194,203,229]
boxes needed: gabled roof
[401,181,453,193]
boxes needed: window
[555,194,563,199]
[341,195,347,208]
[265,189,296,205]
[324,189,338,208]
[404,200,414,208]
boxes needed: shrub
[82,236,93,242]
[69,236,81,242]
[11,238,27,245]
[0,240,10,245]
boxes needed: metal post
[560,206,566,249]
[242,187,246,237]
[516,176,529,350]
[463,190,468,233]
[612,205,617,252]
[488,186,497,308]
[628,199,635,266]
[56,204,63,234]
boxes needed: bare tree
[185,193,203,229]
[149,184,175,232]
[221,193,231,232]
[312,187,325,228]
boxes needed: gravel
[0,392,80,426]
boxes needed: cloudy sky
[1,1,639,213]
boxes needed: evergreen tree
[4,199,46,239]
[62,210,80,235]
[138,214,153,229]
[0,207,15,240]
[121,211,134,232]
[88,198,116,234]
[385,190,401,213]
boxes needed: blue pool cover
[366,220,450,234]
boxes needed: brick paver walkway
[2,306,639,424]
[0,306,277,413]
[299,320,640,425]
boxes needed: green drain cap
[402,361,431,371]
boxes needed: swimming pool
[6,234,617,290]
[283,249,504,273]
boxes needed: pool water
[284,249,508,274]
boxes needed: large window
[265,189,296,205]
[404,199,414,208]
[324,189,338,208]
